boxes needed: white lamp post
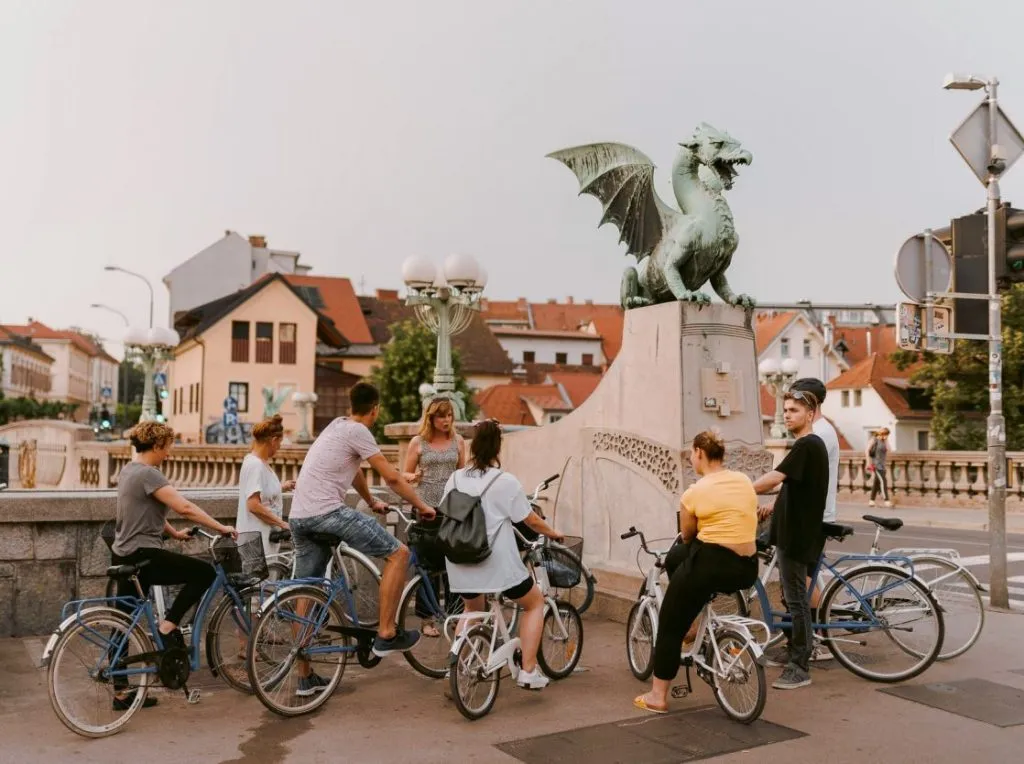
[123,326,179,423]
[292,391,318,443]
[759,357,800,439]
[401,253,487,419]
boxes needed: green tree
[370,320,476,441]
[892,284,1024,450]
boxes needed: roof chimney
[376,288,400,302]
[480,298,490,311]
[584,298,593,305]
[566,296,574,305]
[516,297,528,310]
[866,332,873,357]
[511,365,528,382]
[547,298,556,304]
[249,235,267,248]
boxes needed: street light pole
[758,358,800,439]
[104,266,154,328]
[90,303,130,416]
[984,79,1009,610]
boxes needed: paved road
[833,516,1024,608]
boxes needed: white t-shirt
[442,467,531,594]
[813,418,840,522]
[290,418,381,520]
[236,453,284,553]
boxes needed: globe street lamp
[123,326,179,423]
[402,254,487,420]
[292,391,319,443]
[759,357,800,439]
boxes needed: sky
[4,0,1024,356]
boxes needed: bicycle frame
[445,599,522,681]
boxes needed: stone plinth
[500,302,772,577]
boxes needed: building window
[803,339,811,359]
[523,351,535,363]
[548,414,564,423]
[555,352,568,365]
[917,430,930,450]
[232,321,250,363]
[279,323,297,364]
[189,384,195,413]
[173,388,178,416]
[854,390,863,406]
[841,390,850,407]
[228,382,249,413]
[255,322,273,364]
[582,354,594,366]
[780,338,790,358]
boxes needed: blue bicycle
[744,522,945,682]
[43,528,265,738]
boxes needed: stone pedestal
[500,302,772,576]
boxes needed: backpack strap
[479,470,503,498]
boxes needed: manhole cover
[496,705,805,763]
[880,679,1024,727]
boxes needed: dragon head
[679,123,752,191]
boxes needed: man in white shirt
[289,382,435,694]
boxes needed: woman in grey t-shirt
[111,422,236,709]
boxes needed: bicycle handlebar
[269,528,292,543]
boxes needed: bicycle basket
[540,536,583,589]
[408,519,446,572]
[213,532,269,585]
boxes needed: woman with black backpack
[440,419,563,691]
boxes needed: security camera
[988,157,1007,175]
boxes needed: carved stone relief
[680,445,774,487]
[591,430,681,494]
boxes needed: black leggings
[870,469,889,501]
[653,540,759,681]
[112,547,215,626]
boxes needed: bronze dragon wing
[547,142,678,262]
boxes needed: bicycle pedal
[186,688,201,704]
[670,685,689,699]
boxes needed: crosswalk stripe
[954,552,1024,567]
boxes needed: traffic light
[951,204,1024,290]
[159,388,169,400]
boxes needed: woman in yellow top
[634,430,760,714]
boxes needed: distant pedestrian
[867,428,893,508]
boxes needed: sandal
[633,695,668,715]
[422,620,441,639]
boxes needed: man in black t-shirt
[753,388,829,690]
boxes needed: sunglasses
[784,389,819,408]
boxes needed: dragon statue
[548,123,755,310]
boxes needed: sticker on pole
[897,303,954,354]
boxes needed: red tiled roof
[0,325,55,363]
[475,382,572,425]
[4,321,98,356]
[827,353,928,419]
[491,327,600,340]
[754,312,797,354]
[547,370,602,408]
[833,324,898,366]
[530,302,624,364]
[285,275,373,345]
[480,299,529,323]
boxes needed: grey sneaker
[372,628,421,657]
[295,672,330,697]
[773,666,811,690]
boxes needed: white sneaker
[810,644,834,662]
[884,501,893,508]
[516,666,550,691]
[868,501,876,507]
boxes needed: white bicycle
[621,526,768,724]
[445,531,584,721]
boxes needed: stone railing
[839,450,1024,508]
[74,442,400,490]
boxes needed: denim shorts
[291,508,402,579]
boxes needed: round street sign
[894,233,952,303]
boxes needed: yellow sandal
[633,695,668,714]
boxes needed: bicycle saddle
[822,522,854,541]
[106,559,151,578]
[269,528,292,543]
[862,514,904,532]
[307,531,342,547]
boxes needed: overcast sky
[4,0,1024,354]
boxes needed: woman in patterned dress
[403,397,466,637]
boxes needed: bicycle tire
[742,579,788,651]
[398,572,464,679]
[819,564,944,683]
[537,600,583,679]
[710,627,766,724]
[330,547,382,628]
[48,608,154,738]
[450,624,500,721]
[626,601,656,681]
[266,560,292,582]
[247,586,350,717]
[205,585,261,694]
[907,555,984,661]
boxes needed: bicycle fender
[40,606,130,667]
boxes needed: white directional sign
[950,99,1024,187]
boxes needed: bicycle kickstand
[671,664,694,700]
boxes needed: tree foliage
[0,394,79,425]
[370,320,476,440]
[891,284,1024,450]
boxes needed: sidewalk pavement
[837,502,1024,534]
[5,611,1023,763]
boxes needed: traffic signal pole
[985,79,1010,610]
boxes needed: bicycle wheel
[710,628,766,724]
[710,592,747,618]
[544,546,595,614]
[450,624,500,721]
[909,555,984,661]
[48,608,154,738]
[742,580,788,651]
[247,586,350,717]
[626,601,655,681]
[205,585,261,693]
[398,572,465,679]
[267,560,292,582]
[330,548,381,628]
[537,600,583,679]
[820,564,944,683]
